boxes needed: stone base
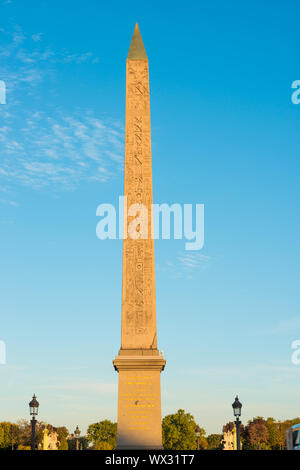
[113,352,166,450]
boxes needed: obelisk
[113,23,166,450]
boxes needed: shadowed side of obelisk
[113,23,166,450]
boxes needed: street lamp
[29,394,39,450]
[74,425,80,450]
[195,425,201,450]
[232,395,242,450]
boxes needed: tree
[57,437,68,450]
[94,441,113,450]
[10,424,20,450]
[79,436,89,450]
[206,434,222,450]
[17,419,44,449]
[223,422,234,433]
[162,409,206,450]
[0,422,14,449]
[265,418,282,450]
[87,420,117,449]
[56,426,69,450]
[56,426,68,440]
[67,435,89,450]
[243,417,270,450]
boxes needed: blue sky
[0,0,300,435]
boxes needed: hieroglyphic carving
[121,56,157,350]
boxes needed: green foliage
[162,409,205,450]
[265,418,282,450]
[56,426,69,450]
[87,420,117,449]
[0,422,14,449]
[206,433,222,450]
[67,436,89,450]
[1,413,299,452]
[94,440,113,450]
[56,426,69,441]
[78,436,89,450]
[58,436,68,450]
[10,424,19,449]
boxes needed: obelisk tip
[127,23,148,60]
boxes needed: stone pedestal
[113,351,166,449]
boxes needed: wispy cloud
[0,198,19,206]
[0,25,121,193]
[157,251,212,279]
[31,33,43,43]
[0,111,124,190]
[0,25,98,63]
[0,25,99,96]
[259,317,300,336]
[177,252,211,270]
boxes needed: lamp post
[74,425,80,451]
[232,395,242,450]
[29,394,39,451]
[195,425,201,450]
